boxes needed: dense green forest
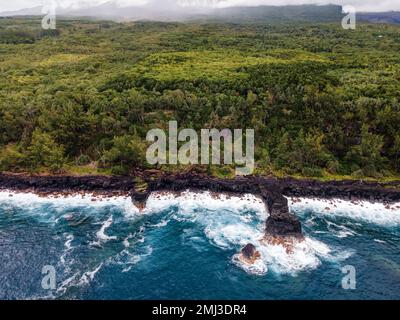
[1,17,400,180]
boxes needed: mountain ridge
[1,3,400,25]
[0,3,343,22]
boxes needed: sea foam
[288,197,400,227]
[0,190,139,222]
[1,189,388,277]
[232,232,345,276]
[139,191,348,276]
[145,190,268,216]
[92,216,117,245]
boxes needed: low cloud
[214,1,400,12]
[1,0,400,13]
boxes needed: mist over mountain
[0,1,399,25]
[0,6,43,17]
[202,4,343,22]
[358,11,400,25]
[0,2,344,23]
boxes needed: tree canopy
[1,17,400,180]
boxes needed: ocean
[0,190,399,300]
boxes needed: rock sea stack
[239,243,261,265]
[2,172,400,249]
[131,191,150,211]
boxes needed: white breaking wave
[230,230,348,276]
[57,262,104,295]
[110,245,153,273]
[2,189,384,277]
[151,219,169,228]
[326,221,357,238]
[95,216,117,242]
[232,254,268,275]
[260,237,351,275]
[288,197,400,226]
[140,190,350,276]
[0,190,139,221]
[65,234,74,250]
[145,191,268,217]
[78,263,103,286]
[60,234,75,266]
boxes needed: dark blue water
[0,192,399,300]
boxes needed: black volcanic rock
[131,190,150,210]
[259,185,303,239]
[265,212,303,239]
[240,243,260,264]
[2,172,400,243]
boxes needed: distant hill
[1,2,400,25]
[0,3,343,23]
[0,6,42,17]
[203,5,343,23]
[358,12,400,25]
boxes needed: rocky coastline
[1,172,400,253]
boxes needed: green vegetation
[1,17,400,180]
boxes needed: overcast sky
[1,0,399,12]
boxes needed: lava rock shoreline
[1,172,400,241]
